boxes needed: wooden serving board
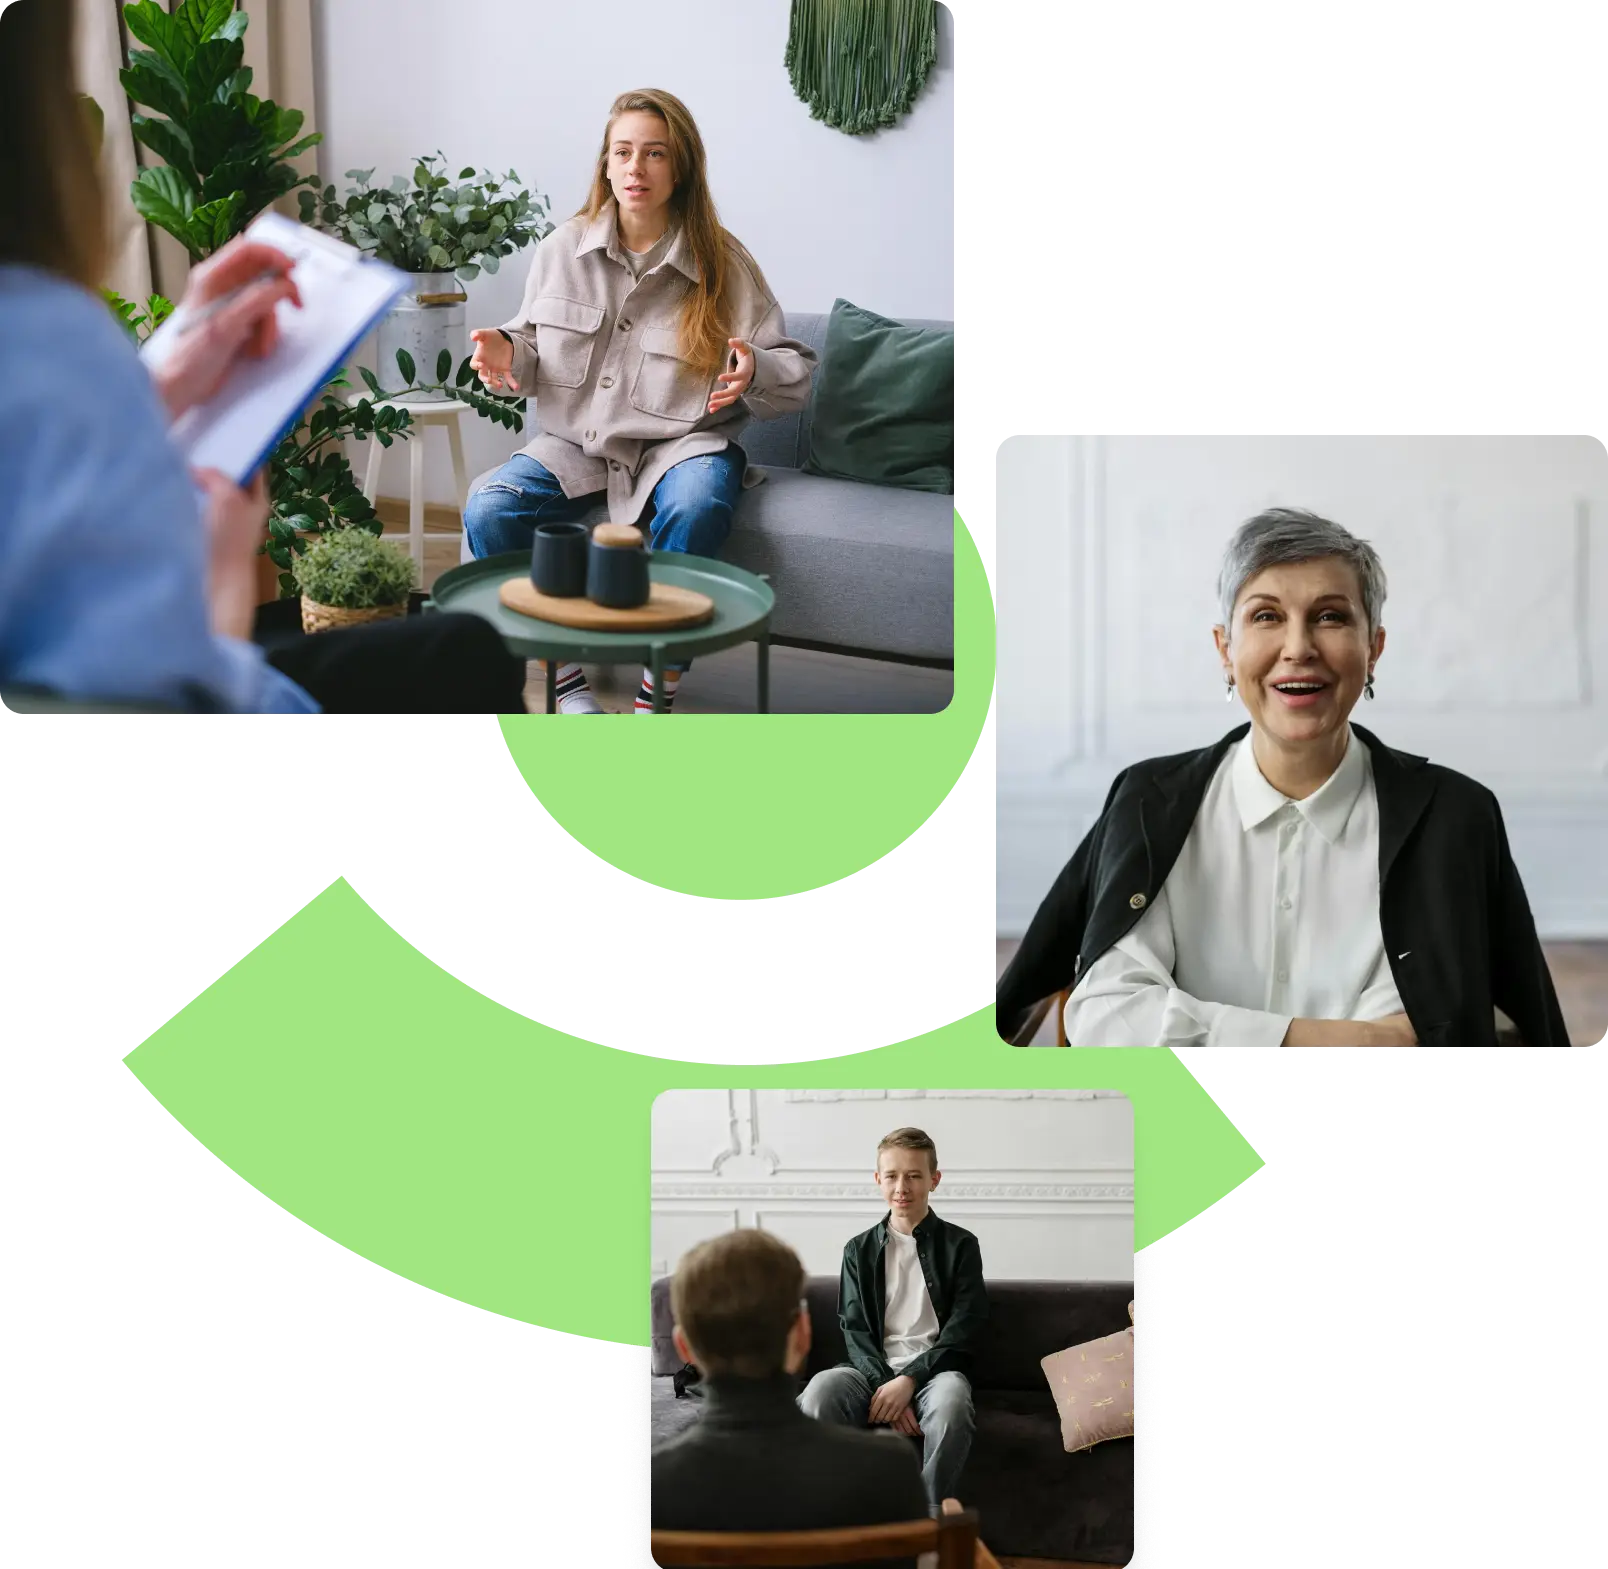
[499,576,716,631]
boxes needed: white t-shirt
[882,1226,940,1371]
[1065,727,1403,1048]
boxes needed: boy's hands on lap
[868,1373,916,1425]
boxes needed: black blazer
[997,724,1569,1048]
[652,1374,929,1567]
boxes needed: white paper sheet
[142,212,409,484]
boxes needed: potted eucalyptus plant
[302,156,553,403]
[109,2,527,599]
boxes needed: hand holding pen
[150,236,303,422]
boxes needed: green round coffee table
[428,551,775,713]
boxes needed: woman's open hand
[469,328,519,392]
[708,337,755,412]
[152,238,301,421]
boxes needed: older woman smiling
[997,508,1568,1048]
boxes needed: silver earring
[1224,678,1235,703]
[1364,673,1376,700]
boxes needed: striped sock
[545,661,604,715]
[634,667,682,713]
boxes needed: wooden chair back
[1005,990,1071,1046]
[651,1507,979,1568]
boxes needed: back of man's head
[671,1228,805,1380]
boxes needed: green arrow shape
[494,512,994,899]
[125,881,1262,1344]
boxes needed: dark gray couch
[649,1274,1134,1565]
[465,310,953,664]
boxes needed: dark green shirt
[838,1208,987,1390]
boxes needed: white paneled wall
[311,0,954,502]
[997,435,1608,938]
[651,1090,1134,1283]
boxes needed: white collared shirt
[1065,728,1404,1048]
[882,1226,940,1371]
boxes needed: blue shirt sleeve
[0,268,317,713]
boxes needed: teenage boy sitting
[798,1127,986,1509]
[652,1228,929,1553]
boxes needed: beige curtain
[74,0,152,302]
[89,1,320,301]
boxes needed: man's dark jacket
[838,1209,988,1390]
[997,724,1568,1048]
[651,1374,929,1568]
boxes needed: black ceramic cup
[587,535,650,609]
[530,521,589,597]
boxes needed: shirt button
[618,318,632,331]
[609,461,621,472]
[1129,892,1147,910]
[584,429,596,442]
[1277,969,1289,982]
[1281,897,1293,910]
[600,376,614,388]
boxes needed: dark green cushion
[803,298,953,494]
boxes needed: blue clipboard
[144,212,413,486]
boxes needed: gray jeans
[797,1365,975,1509]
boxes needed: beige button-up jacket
[500,202,818,524]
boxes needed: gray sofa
[650,1274,1135,1565]
[464,310,953,664]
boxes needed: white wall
[651,1089,1134,1283]
[310,0,954,500]
[996,435,1608,940]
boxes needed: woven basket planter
[300,597,409,635]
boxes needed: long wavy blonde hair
[578,89,764,378]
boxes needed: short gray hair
[1217,508,1387,635]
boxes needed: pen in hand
[171,268,291,337]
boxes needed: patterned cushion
[1040,1325,1135,1454]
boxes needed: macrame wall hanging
[784,0,938,136]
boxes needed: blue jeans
[463,448,745,561]
[798,1365,975,1509]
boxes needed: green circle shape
[496,512,993,899]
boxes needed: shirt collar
[1230,726,1369,846]
[576,199,699,281]
[700,1373,809,1427]
[881,1208,938,1240]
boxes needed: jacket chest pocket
[630,326,710,423]
[531,296,604,388]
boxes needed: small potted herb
[292,528,416,634]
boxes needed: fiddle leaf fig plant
[119,0,321,262]
[300,153,551,280]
